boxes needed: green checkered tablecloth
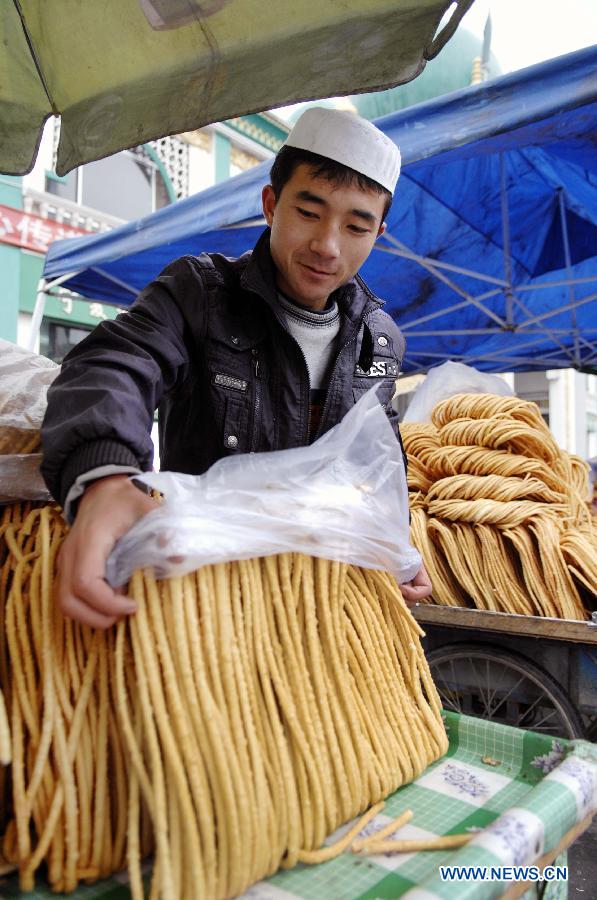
[2,712,595,899]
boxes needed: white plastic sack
[106,384,421,588]
[0,338,59,432]
[403,360,514,424]
[0,339,59,502]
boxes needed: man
[41,107,432,628]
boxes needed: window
[513,372,549,427]
[588,413,597,460]
[40,320,92,364]
[44,151,172,219]
[81,153,156,219]
[45,170,78,203]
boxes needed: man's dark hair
[269,145,393,222]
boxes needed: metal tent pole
[499,153,515,327]
[27,279,48,351]
[27,272,79,352]
[517,293,596,330]
[557,188,581,367]
[379,232,507,327]
[376,239,508,287]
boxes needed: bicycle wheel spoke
[485,658,498,708]
[488,672,527,719]
[516,692,544,723]
[427,648,580,739]
[434,665,462,712]
[469,658,493,718]
[524,708,559,732]
[486,661,506,710]
[449,659,465,712]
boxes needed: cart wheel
[427,642,585,739]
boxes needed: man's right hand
[57,474,158,629]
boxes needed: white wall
[547,368,587,456]
[22,120,55,193]
[187,144,215,194]
[587,374,597,460]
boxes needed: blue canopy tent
[39,46,597,373]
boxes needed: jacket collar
[240,228,382,325]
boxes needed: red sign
[0,204,90,254]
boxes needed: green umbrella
[1,0,473,176]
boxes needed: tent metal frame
[376,159,597,374]
[28,268,140,350]
[32,241,597,372]
[31,156,597,373]
[28,273,79,351]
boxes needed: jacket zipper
[312,330,360,442]
[293,340,312,443]
[251,350,262,452]
[267,306,312,444]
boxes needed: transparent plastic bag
[402,360,513,424]
[0,339,59,502]
[0,339,58,437]
[0,455,51,503]
[106,384,421,587]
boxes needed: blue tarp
[43,46,597,373]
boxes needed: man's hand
[400,562,432,606]
[57,475,158,629]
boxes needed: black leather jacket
[41,229,406,508]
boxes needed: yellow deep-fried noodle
[401,393,595,619]
[0,427,41,455]
[355,833,473,855]
[431,392,550,429]
[437,418,560,462]
[352,808,413,852]
[427,474,562,505]
[400,423,441,464]
[401,424,442,493]
[0,689,10,766]
[426,445,567,491]
[0,503,448,897]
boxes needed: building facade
[1,112,288,362]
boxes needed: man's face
[262,163,387,311]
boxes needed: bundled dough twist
[431,393,551,428]
[402,393,595,618]
[401,425,441,493]
[0,502,447,897]
[438,418,560,462]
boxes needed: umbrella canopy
[43,46,597,373]
[1,0,471,177]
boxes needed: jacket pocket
[353,324,401,410]
[353,358,400,409]
[206,318,265,375]
[352,376,396,410]
[221,394,250,453]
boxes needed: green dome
[351,27,501,120]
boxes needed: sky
[460,0,596,73]
[274,0,596,122]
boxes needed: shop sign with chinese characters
[0,204,88,253]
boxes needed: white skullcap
[284,107,401,195]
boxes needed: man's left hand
[400,562,432,606]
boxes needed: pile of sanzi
[0,501,448,897]
[402,393,596,619]
[0,408,41,455]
